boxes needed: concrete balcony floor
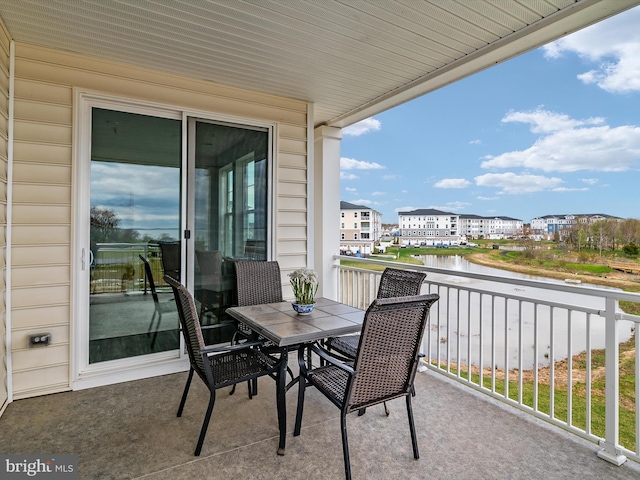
[2,369,640,480]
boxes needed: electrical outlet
[29,333,52,347]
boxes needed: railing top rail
[334,255,640,303]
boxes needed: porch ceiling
[0,0,638,128]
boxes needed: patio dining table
[226,297,364,455]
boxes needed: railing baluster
[586,312,592,437]
[567,309,573,428]
[518,300,523,405]
[597,297,627,465]
[467,291,472,384]
[456,289,461,378]
[534,303,539,412]
[504,297,509,401]
[550,306,555,420]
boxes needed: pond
[417,255,634,370]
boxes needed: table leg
[276,346,288,455]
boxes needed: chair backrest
[195,250,223,277]
[377,268,426,299]
[164,275,206,375]
[139,254,160,304]
[234,260,283,306]
[347,294,439,413]
[159,241,181,281]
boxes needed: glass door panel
[192,120,269,341]
[89,108,182,363]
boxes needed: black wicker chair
[294,294,440,480]
[139,254,176,349]
[195,250,234,322]
[232,260,283,344]
[325,268,427,359]
[158,240,181,281]
[164,275,279,456]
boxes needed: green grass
[433,335,638,451]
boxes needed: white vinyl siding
[0,19,9,414]
[9,42,308,399]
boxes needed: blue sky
[340,6,640,225]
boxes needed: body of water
[417,255,634,370]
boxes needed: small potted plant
[289,267,318,315]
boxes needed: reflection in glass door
[89,108,182,363]
[191,120,269,341]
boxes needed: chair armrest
[200,339,267,356]
[307,342,355,376]
[200,319,236,331]
[315,341,356,365]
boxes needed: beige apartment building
[339,201,382,255]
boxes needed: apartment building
[459,214,523,239]
[340,201,383,254]
[530,213,621,238]
[398,209,460,245]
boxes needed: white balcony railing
[334,255,640,467]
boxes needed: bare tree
[90,207,120,243]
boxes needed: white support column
[313,125,342,301]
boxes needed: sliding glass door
[81,102,272,373]
[88,108,182,363]
[191,119,269,330]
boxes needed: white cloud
[428,201,471,211]
[469,139,482,145]
[343,117,382,136]
[345,187,357,192]
[481,109,640,172]
[552,187,589,192]
[401,189,409,194]
[340,172,358,180]
[371,191,386,196]
[542,7,640,93]
[434,178,471,189]
[350,198,384,206]
[395,206,418,214]
[502,108,604,134]
[477,196,499,201]
[382,174,399,180]
[580,178,599,185]
[340,157,385,170]
[475,172,565,194]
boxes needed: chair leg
[147,310,158,336]
[194,388,216,456]
[406,394,419,459]
[340,412,352,480]
[177,368,194,417]
[293,373,306,436]
[384,401,390,416]
[150,311,162,349]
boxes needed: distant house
[340,201,382,255]
[459,215,523,240]
[398,209,460,245]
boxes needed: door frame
[72,90,276,390]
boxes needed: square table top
[226,297,364,347]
